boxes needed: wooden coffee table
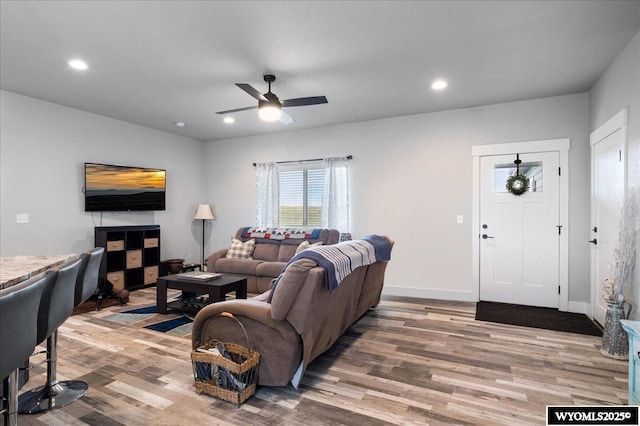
[156,274,247,314]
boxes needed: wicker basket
[191,312,260,405]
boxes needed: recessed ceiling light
[68,59,88,70]
[223,117,235,124]
[431,80,448,90]
[174,121,186,127]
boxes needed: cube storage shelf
[95,225,160,291]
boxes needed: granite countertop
[0,254,76,289]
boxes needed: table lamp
[194,204,215,269]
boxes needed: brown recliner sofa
[205,227,340,294]
[192,236,393,387]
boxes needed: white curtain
[321,157,350,232]
[255,162,279,227]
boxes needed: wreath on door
[505,154,530,196]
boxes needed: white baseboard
[382,286,474,302]
[382,286,593,315]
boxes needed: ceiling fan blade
[281,96,328,107]
[215,105,257,114]
[236,83,267,101]
[280,109,294,125]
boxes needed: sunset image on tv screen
[85,163,166,211]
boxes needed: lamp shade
[194,204,215,220]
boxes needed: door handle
[482,234,494,239]
[589,239,598,245]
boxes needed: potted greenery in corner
[601,186,640,359]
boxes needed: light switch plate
[17,213,29,224]
[457,215,463,224]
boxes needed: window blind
[278,166,323,227]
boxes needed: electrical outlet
[456,215,463,224]
[16,213,29,224]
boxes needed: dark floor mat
[475,301,602,336]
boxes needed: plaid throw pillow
[226,238,255,259]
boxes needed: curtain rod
[253,155,352,167]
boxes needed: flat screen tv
[84,163,166,211]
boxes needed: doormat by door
[475,301,602,336]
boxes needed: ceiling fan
[216,74,328,125]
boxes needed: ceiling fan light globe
[259,105,282,121]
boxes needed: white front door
[591,127,626,325]
[480,152,560,308]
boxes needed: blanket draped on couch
[284,234,392,290]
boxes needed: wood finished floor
[16,288,628,426]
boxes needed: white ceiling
[1,1,639,142]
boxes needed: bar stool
[74,248,104,308]
[32,247,104,405]
[0,272,52,426]
[18,258,82,414]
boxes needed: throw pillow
[226,238,255,259]
[295,240,322,255]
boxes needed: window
[278,164,323,227]
[255,157,350,232]
[493,161,543,193]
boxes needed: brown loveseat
[205,227,340,294]
[192,236,393,387]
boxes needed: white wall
[204,93,591,304]
[590,31,640,186]
[0,90,207,261]
[589,30,640,319]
